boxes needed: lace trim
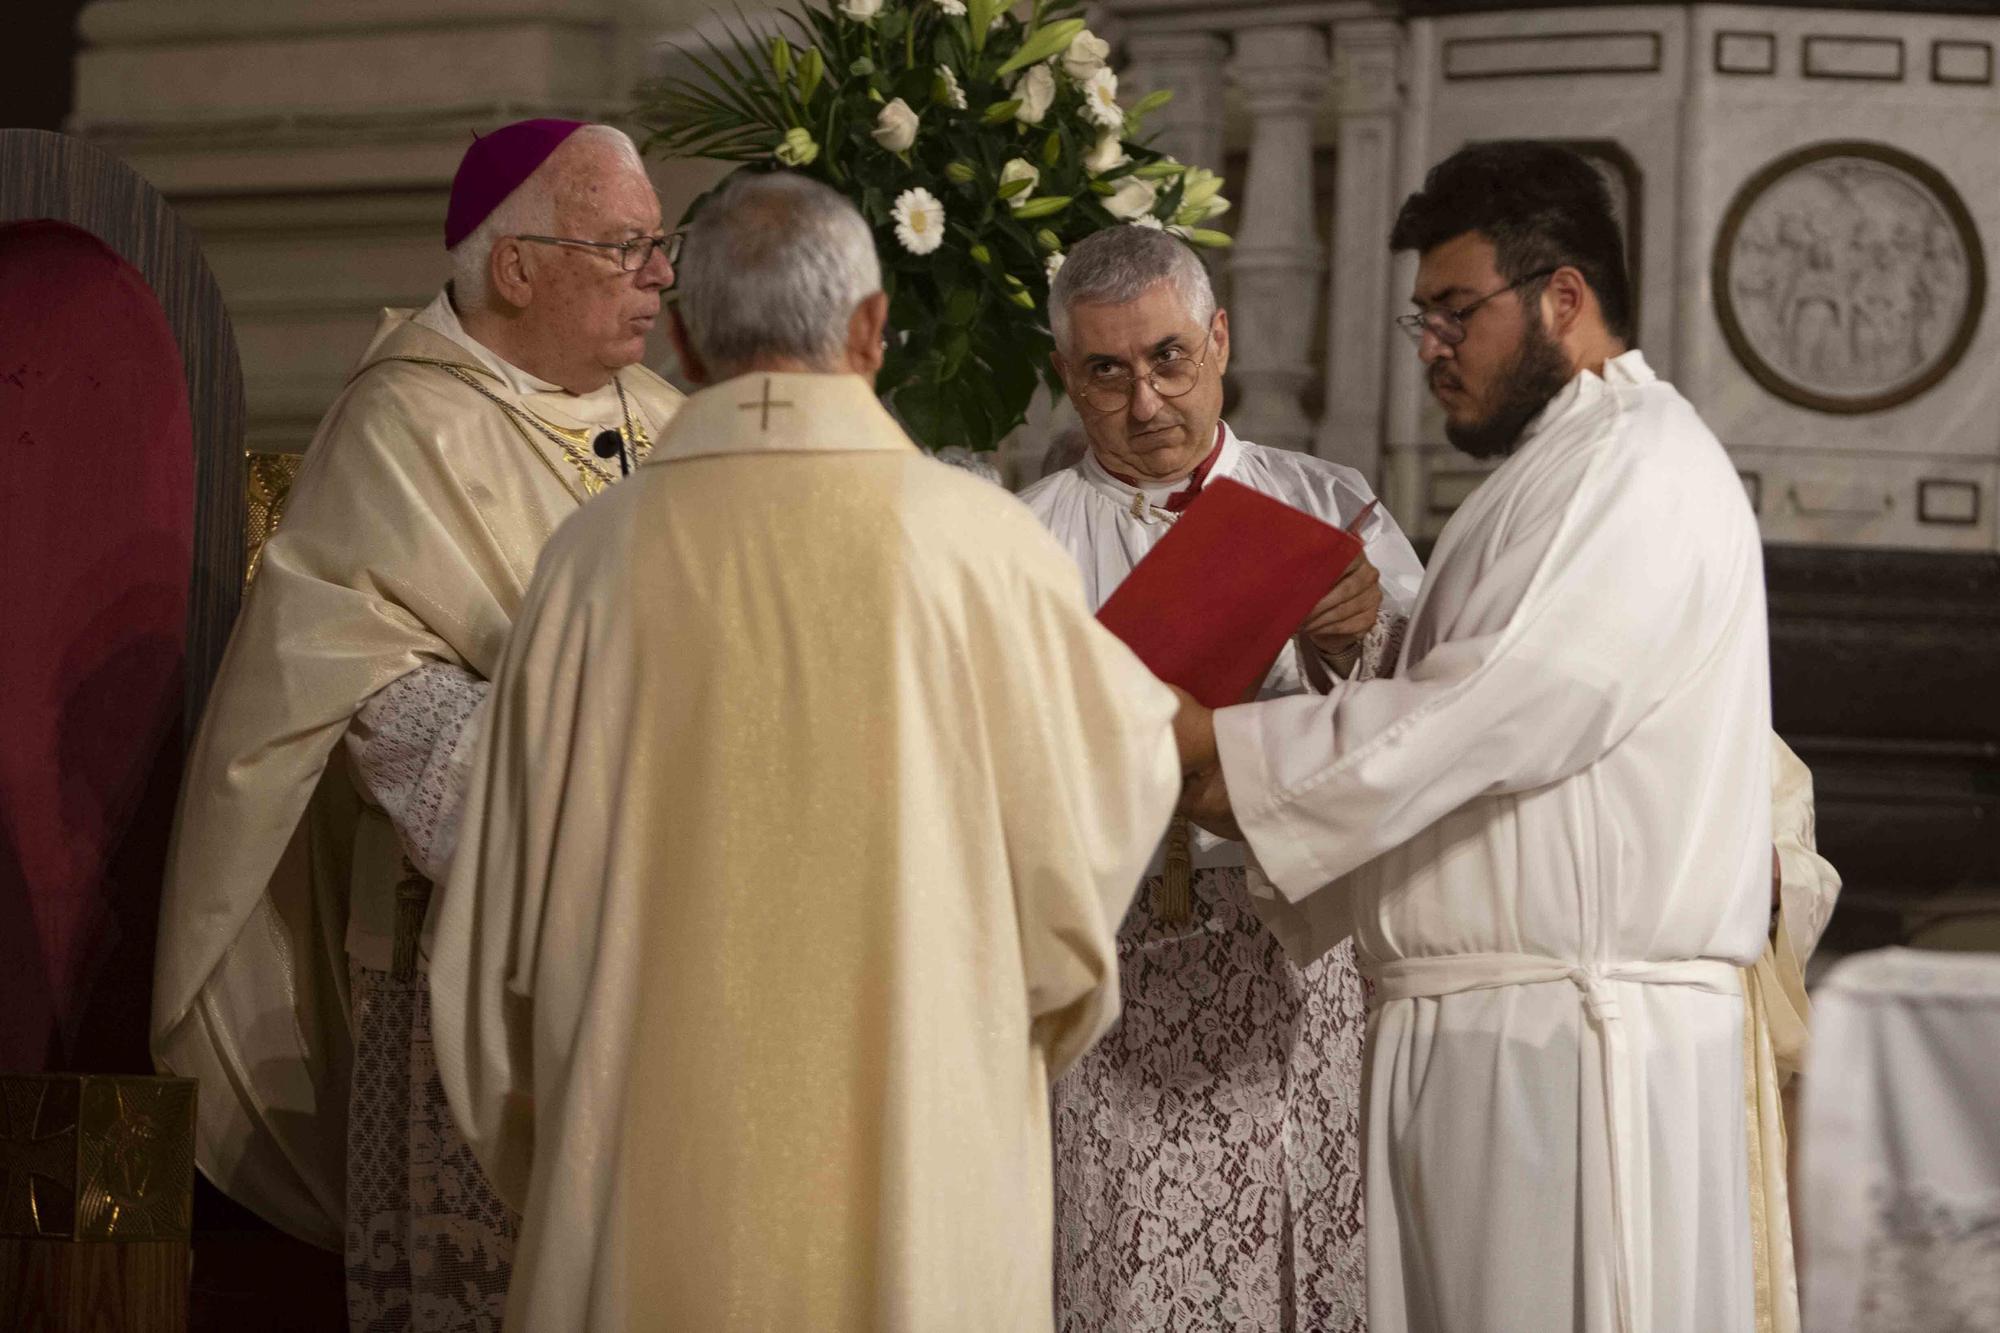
[1054,867,1367,1331]
[346,664,490,884]
[346,964,518,1333]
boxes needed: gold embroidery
[1155,817,1193,924]
[243,450,305,587]
[433,363,653,498]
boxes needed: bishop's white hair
[1049,225,1217,356]
[675,171,882,378]
[448,124,647,312]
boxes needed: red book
[1097,478,1363,708]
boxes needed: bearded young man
[151,120,682,1331]
[1177,141,1774,1333]
[1021,225,1424,1332]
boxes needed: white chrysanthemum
[1045,251,1066,282]
[893,187,947,255]
[930,0,967,14]
[1103,175,1158,221]
[1129,214,1165,230]
[937,64,967,110]
[1080,67,1123,128]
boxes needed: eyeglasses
[1077,327,1215,413]
[514,232,683,272]
[1394,268,1558,346]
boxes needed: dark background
[3,0,88,131]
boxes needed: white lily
[1103,175,1158,221]
[999,158,1041,210]
[1012,64,1056,125]
[872,98,920,152]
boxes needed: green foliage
[633,0,1233,453]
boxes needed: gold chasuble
[429,372,1181,1331]
[152,306,682,1248]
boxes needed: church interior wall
[36,0,2000,956]
[1398,4,2000,961]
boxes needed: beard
[1438,315,1574,461]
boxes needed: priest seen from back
[427,170,1184,1332]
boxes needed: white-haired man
[152,119,683,1330]
[1019,224,1424,1332]
[428,171,1182,1331]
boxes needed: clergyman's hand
[1303,553,1382,661]
[1180,764,1241,841]
[1168,686,1217,775]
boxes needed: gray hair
[675,172,882,376]
[1049,226,1217,354]
[448,124,647,311]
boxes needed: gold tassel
[1156,817,1193,924]
[391,861,433,981]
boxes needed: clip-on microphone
[592,428,630,477]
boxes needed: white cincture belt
[1364,952,1743,1333]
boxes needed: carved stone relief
[1715,142,1985,414]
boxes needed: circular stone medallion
[1714,142,1985,414]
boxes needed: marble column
[1315,18,1402,479]
[1121,31,1230,176]
[1382,15,1437,530]
[1226,25,1328,454]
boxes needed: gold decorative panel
[244,449,304,587]
[0,1076,195,1242]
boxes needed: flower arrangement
[635,0,1233,454]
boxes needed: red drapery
[0,220,194,1073]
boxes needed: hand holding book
[1096,479,1365,709]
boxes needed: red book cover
[1097,478,1362,708]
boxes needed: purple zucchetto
[444,118,589,250]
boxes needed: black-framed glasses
[1394,267,1558,347]
[514,232,683,272]
[1078,326,1215,413]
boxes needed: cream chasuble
[428,371,1182,1332]
[1218,352,1772,1333]
[151,301,682,1248]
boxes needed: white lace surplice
[343,662,513,1333]
[1024,426,1421,1331]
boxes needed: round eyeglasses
[1394,267,1557,347]
[514,232,684,272]
[1077,328,1215,413]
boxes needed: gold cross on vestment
[738,377,793,430]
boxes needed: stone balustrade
[1108,0,1411,499]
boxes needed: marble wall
[66,0,2000,556]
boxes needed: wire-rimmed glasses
[1077,327,1215,413]
[514,232,684,272]
[1394,267,1558,346]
